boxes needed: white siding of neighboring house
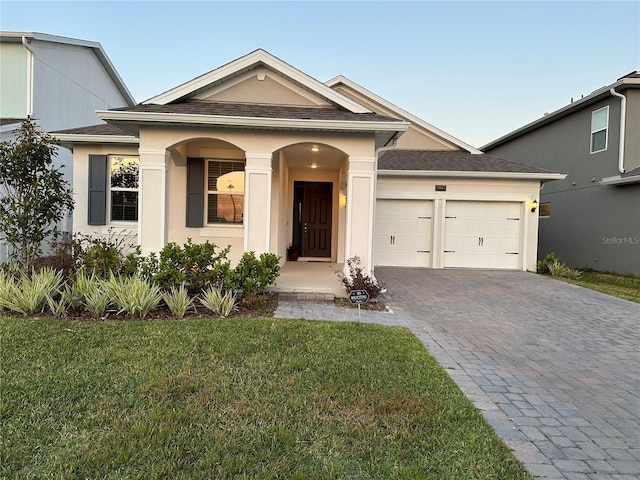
[0,36,133,263]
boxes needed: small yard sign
[349,289,370,305]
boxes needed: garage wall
[375,176,542,271]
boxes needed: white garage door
[375,200,432,267]
[444,201,521,269]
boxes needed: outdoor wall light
[530,199,538,213]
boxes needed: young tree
[0,119,74,269]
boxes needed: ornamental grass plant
[162,284,194,318]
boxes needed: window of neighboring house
[206,160,244,224]
[590,106,609,153]
[539,202,551,217]
[109,155,139,221]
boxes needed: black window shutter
[88,154,107,225]
[186,158,204,227]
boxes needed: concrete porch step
[277,292,335,302]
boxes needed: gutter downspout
[21,36,35,118]
[610,88,626,174]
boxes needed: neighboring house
[484,72,640,275]
[54,49,563,275]
[0,31,135,262]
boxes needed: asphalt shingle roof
[110,101,401,123]
[52,123,130,135]
[378,149,554,174]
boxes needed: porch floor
[268,261,345,298]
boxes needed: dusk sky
[2,1,638,148]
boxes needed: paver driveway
[375,268,639,480]
[274,268,640,479]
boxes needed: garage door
[375,200,432,267]
[444,201,521,269]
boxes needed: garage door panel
[444,201,522,269]
[375,200,432,267]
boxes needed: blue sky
[2,1,638,148]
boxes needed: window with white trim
[206,160,244,224]
[109,155,139,221]
[590,106,608,153]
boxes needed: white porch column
[244,153,272,254]
[138,149,169,255]
[344,156,376,273]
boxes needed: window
[590,106,608,153]
[206,160,244,224]
[109,155,139,221]
[539,202,551,217]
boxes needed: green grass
[1,317,532,479]
[564,270,640,303]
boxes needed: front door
[295,182,332,257]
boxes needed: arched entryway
[274,142,348,262]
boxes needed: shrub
[46,295,68,318]
[0,271,14,311]
[537,252,562,274]
[72,231,140,278]
[150,239,231,292]
[61,269,97,310]
[341,256,384,299]
[33,237,75,278]
[162,284,194,318]
[3,268,63,316]
[548,260,583,279]
[103,275,162,319]
[225,251,280,299]
[200,285,237,318]
[83,282,111,318]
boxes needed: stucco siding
[376,176,541,271]
[202,69,330,107]
[624,89,640,171]
[72,144,140,244]
[538,185,639,275]
[486,96,640,275]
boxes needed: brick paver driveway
[375,268,639,480]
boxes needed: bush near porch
[1,237,280,319]
[1,317,533,479]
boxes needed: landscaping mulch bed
[1,292,280,321]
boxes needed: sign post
[348,289,370,320]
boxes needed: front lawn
[1,317,532,479]
[565,270,640,303]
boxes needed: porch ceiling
[282,143,346,170]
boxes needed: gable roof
[378,150,564,181]
[145,49,371,113]
[0,31,136,107]
[483,71,640,151]
[326,75,482,154]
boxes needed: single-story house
[54,49,564,274]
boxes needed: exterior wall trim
[378,170,566,181]
[96,110,410,134]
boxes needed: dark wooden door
[302,183,332,257]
